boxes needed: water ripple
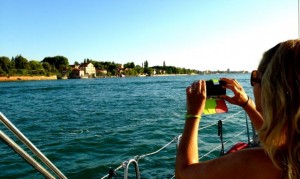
[0,74,252,178]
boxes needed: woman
[175,39,300,179]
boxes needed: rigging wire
[100,110,252,179]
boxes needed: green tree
[29,60,43,70]
[0,67,6,76]
[0,56,12,74]
[28,60,44,75]
[134,65,144,75]
[42,56,69,71]
[111,69,117,76]
[124,62,135,68]
[144,67,153,76]
[155,68,161,75]
[144,60,148,68]
[123,68,137,76]
[91,61,104,69]
[13,55,29,69]
[108,62,118,70]
[42,62,52,71]
[175,68,183,74]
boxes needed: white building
[70,62,96,78]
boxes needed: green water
[0,74,253,178]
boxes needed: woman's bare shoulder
[188,147,281,179]
[213,147,281,178]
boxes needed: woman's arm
[175,80,271,178]
[220,78,264,130]
[241,98,264,130]
[175,80,206,178]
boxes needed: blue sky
[0,0,298,71]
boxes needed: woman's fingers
[200,80,206,97]
[220,78,249,106]
[186,80,207,115]
[221,78,244,93]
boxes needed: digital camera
[206,79,226,97]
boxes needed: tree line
[0,55,200,77]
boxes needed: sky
[0,0,298,71]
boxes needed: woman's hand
[186,80,206,115]
[220,78,249,106]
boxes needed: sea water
[0,74,253,178]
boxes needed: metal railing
[0,110,255,179]
[0,112,67,179]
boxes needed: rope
[102,128,247,179]
[101,135,181,179]
[174,134,248,179]
[200,110,243,130]
[200,130,246,159]
[101,110,251,179]
[136,135,179,161]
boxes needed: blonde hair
[258,39,300,179]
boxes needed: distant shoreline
[138,74,193,77]
[0,74,195,82]
[0,72,247,82]
[0,75,57,82]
